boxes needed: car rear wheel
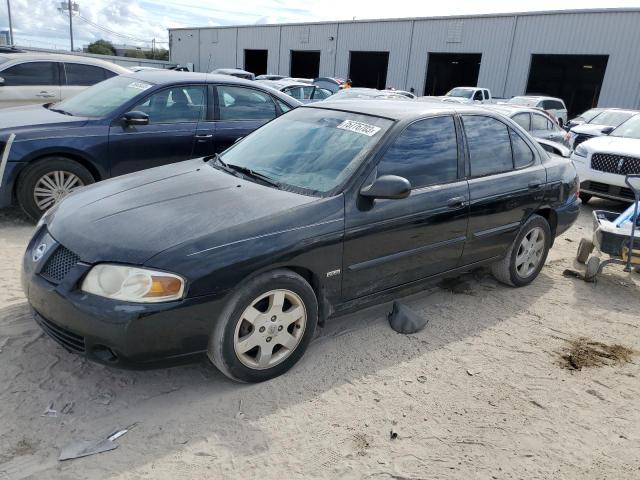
[17,157,94,220]
[208,269,318,383]
[491,214,551,287]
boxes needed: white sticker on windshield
[128,82,152,91]
[337,120,381,137]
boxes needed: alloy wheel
[233,289,307,370]
[33,170,84,211]
[515,226,546,279]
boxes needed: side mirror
[360,175,411,200]
[123,111,149,126]
[0,77,5,86]
[601,126,614,135]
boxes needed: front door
[342,115,469,300]
[210,84,279,154]
[108,84,207,177]
[0,61,61,107]
[459,114,546,265]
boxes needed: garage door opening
[526,54,608,117]
[290,51,320,79]
[244,49,268,76]
[348,51,389,89]
[424,53,482,96]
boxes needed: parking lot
[1,199,639,479]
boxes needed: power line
[75,14,167,44]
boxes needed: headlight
[574,145,588,158]
[81,264,185,303]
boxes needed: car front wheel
[491,214,552,287]
[208,269,318,382]
[17,157,94,219]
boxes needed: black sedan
[22,101,580,382]
[0,71,300,218]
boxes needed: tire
[208,269,318,383]
[579,192,592,204]
[17,157,94,220]
[576,238,594,264]
[585,256,601,282]
[491,214,552,287]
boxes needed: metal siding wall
[236,26,281,74]
[334,21,413,89]
[170,29,200,70]
[279,23,338,76]
[199,28,238,72]
[505,12,640,108]
[407,16,516,96]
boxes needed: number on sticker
[337,120,381,137]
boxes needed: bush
[87,40,115,56]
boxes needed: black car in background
[0,71,300,218]
[23,101,580,382]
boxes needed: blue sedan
[0,71,300,218]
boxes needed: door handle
[447,196,466,208]
[528,182,542,190]
[195,134,213,141]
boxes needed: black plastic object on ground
[388,301,428,334]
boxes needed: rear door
[342,115,469,299]
[0,61,61,107]
[62,63,117,100]
[459,115,546,265]
[210,84,279,153]
[108,84,206,177]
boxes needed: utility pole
[6,0,13,45]
[67,0,74,51]
[152,38,155,59]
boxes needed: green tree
[86,39,116,56]
[124,48,147,59]
[145,48,169,61]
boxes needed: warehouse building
[169,8,640,115]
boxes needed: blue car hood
[0,104,89,131]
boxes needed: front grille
[573,134,593,148]
[35,312,86,353]
[40,245,80,284]
[591,153,640,175]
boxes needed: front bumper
[573,155,635,202]
[23,228,228,369]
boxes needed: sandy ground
[1,200,639,480]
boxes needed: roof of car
[211,68,252,74]
[306,99,489,120]
[483,104,550,117]
[511,95,564,102]
[124,70,256,85]
[256,79,310,90]
[0,52,130,72]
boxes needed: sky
[1,0,639,51]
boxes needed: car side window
[483,89,490,100]
[473,90,483,101]
[512,113,531,131]
[217,85,277,121]
[531,113,550,131]
[132,85,207,124]
[313,88,331,100]
[462,115,513,177]
[64,63,110,86]
[509,129,535,168]
[376,116,458,189]
[275,98,292,114]
[1,61,59,86]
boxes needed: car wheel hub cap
[33,171,84,211]
[233,289,307,370]
[515,227,545,279]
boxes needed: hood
[571,123,609,136]
[0,104,89,131]
[47,159,322,265]
[439,97,470,104]
[581,135,640,156]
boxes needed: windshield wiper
[49,107,73,116]
[209,154,281,189]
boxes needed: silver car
[507,95,568,127]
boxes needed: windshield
[589,110,634,127]
[610,114,640,139]
[217,108,392,194]
[52,75,152,117]
[508,96,538,107]
[579,109,602,122]
[446,88,474,98]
